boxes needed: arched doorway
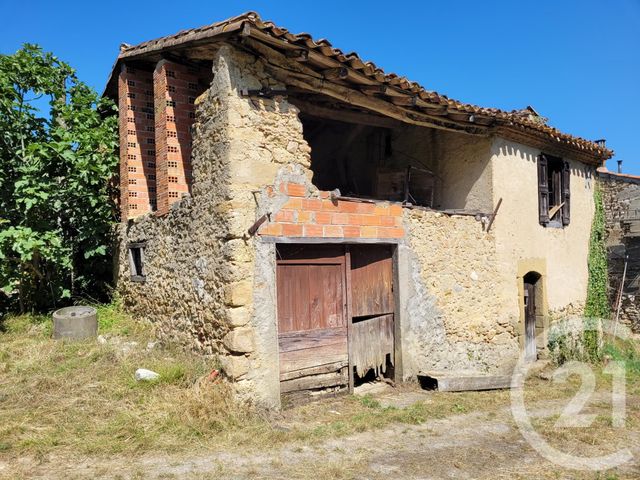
[523,272,542,362]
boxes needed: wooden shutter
[562,160,571,226]
[538,155,549,225]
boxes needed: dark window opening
[548,157,563,223]
[128,243,146,282]
[299,112,436,207]
[538,154,570,227]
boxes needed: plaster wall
[489,137,595,345]
[437,131,493,211]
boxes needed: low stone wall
[400,209,519,376]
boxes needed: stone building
[598,168,640,332]
[104,12,613,407]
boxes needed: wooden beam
[243,25,378,86]
[390,95,418,107]
[420,372,520,392]
[241,34,487,135]
[360,85,388,95]
[292,99,400,129]
[239,37,323,80]
[265,64,487,135]
[285,49,309,61]
[323,67,349,81]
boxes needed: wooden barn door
[277,245,349,396]
[276,244,395,399]
[348,245,395,385]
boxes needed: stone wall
[117,41,600,408]
[118,44,311,407]
[399,209,519,376]
[117,50,234,356]
[598,172,640,332]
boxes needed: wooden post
[486,197,503,233]
[345,245,354,393]
[392,245,403,382]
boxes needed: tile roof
[107,11,613,164]
[597,167,640,183]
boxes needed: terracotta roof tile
[110,11,613,163]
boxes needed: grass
[0,303,262,459]
[0,302,523,464]
[1,303,640,479]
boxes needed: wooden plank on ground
[419,371,516,392]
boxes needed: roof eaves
[104,11,614,164]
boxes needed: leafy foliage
[585,187,610,319]
[583,187,610,361]
[0,45,118,313]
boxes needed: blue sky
[2,0,639,173]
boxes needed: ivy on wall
[583,187,610,360]
[585,187,610,319]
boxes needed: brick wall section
[118,65,156,218]
[258,182,405,239]
[153,60,205,215]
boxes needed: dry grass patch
[0,304,268,459]
[0,303,517,462]
[2,303,640,478]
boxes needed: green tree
[0,44,118,313]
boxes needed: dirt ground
[3,385,639,480]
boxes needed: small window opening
[547,157,563,224]
[538,154,570,227]
[128,243,146,282]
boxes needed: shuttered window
[538,154,570,227]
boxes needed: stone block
[220,354,250,379]
[222,239,253,263]
[226,306,250,328]
[224,280,253,307]
[223,327,254,353]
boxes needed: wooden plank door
[524,281,537,362]
[349,245,395,380]
[276,245,349,395]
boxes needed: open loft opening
[290,95,494,213]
